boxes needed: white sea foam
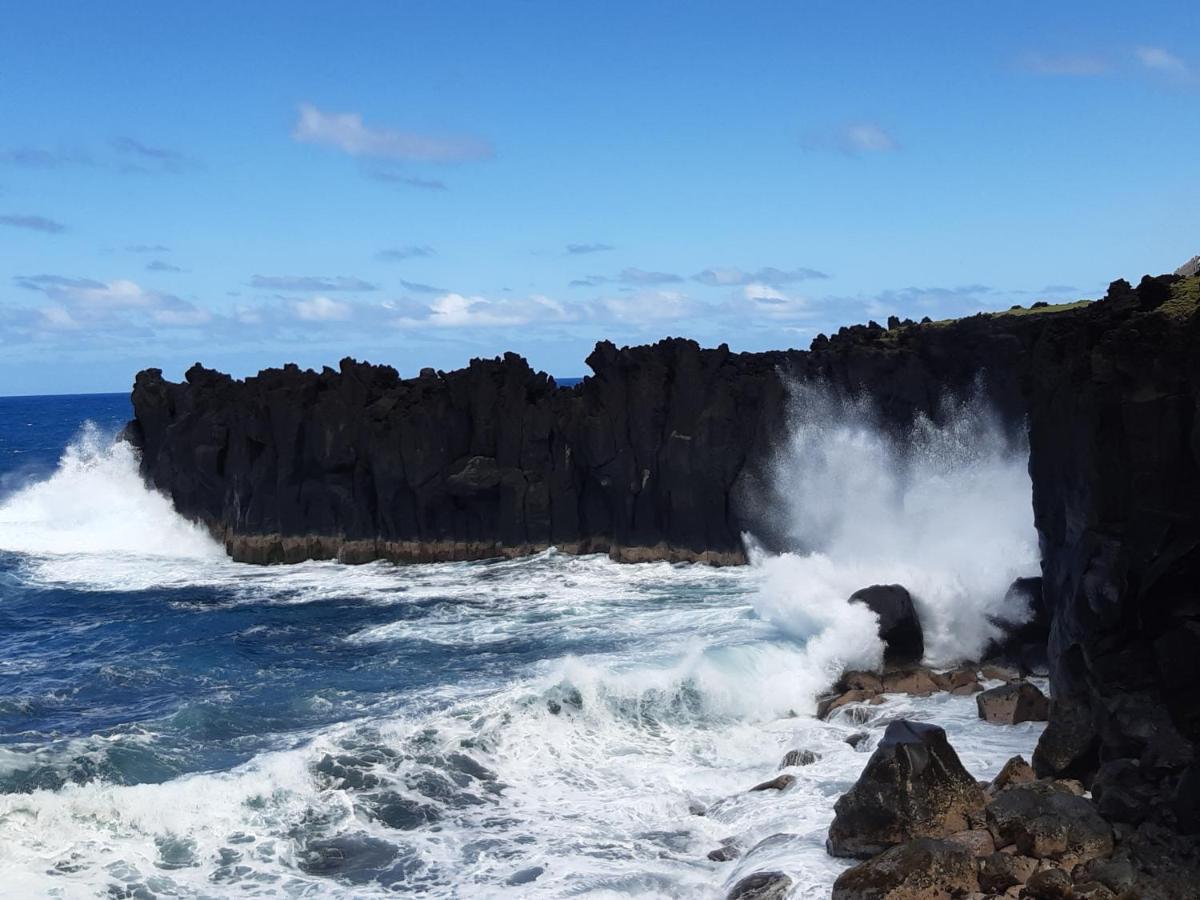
[748,382,1039,666]
[0,389,1045,897]
[0,422,222,562]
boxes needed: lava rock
[749,774,795,792]
[849,585,925,666]
[985,782,1114,864]
[979,851,1040,893]
[880,668,940,696]
[818,689,884,719]
[827,720,986,859]
[1020,866,1073,899]
[780,749,818,768]
[726,870,792,900]
[831,838,979,899]
[944,827,995,857]
[989,755,1037,794]
[977,682,1050,725]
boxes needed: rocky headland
[126,269,1200,895]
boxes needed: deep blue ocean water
[0,391,1043,898]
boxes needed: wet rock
[945,828,996,858]
[1019,866,1072,899]
[980,664,1020,683]
[841,671,885,693]
[831,838,979,899]
[688,801,708,816]
[849,585,925,666]
[881,668,941,697]
[505,866,544,885]
[827,720,986,859]
[749,774,795,792]
[979,852,1039,893]
[931,667,980,692]
[707,845,740,862]
[780,749,818,768]
[818,690,884,719]
[989,756,1037,794]
[363,794,442,830]
[977,682,1050,725]
[985,783,1113,864]
[845,732,870,750]
[950,681,983,696]
[726,870,792,900]
[314,753,381,791]
[298,834,399,882]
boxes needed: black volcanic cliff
[127,272,1200,827]
[126,316,1036,567]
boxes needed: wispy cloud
[293,103,494,162]
[146,260,184,273]
[568,268,684,288]
[399,279,445,294]
[364,167,450,190]
[693,266,827,287]
[126,243,170,253]
[1016,53,1110,77]
[250,274,377,292]
[0,147,94,169]
[377,245,435,262]
[838,122,897,154]
[0,213,66,234]
[566,242,614,255]
[803,122,898,156]
[1134,45,1190,76]
[111,137,201,174]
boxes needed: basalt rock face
[127,317,1038,567]
[1024,275,1200,825]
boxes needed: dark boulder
[780,749,818,768]
[985,782,1113,863]
[827,720,986,859]
[831,838,979,899]
[979,851,1039,893]
[849,585,925,666]
[977,681,1050,725]
[989,755,1037,793]
[749,774,795,792]
[1021,866,1073,899]
[725,871,792,900]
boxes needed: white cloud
[12,275,211,332]
[398,293,571,328]
[292,103,493,162]
[293,295,352,321]
[601,290,695,324]
[739,283,810,319]
[1135,46,1189,75]
[839,122,897,154]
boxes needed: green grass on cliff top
[993,298,1093,318]
[1159,275,1200,321]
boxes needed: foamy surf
[0,388,1043,897]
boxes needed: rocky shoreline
[125,268,1200,896]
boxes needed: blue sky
[1,1,1196,395]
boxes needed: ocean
[0,390,1045,898]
